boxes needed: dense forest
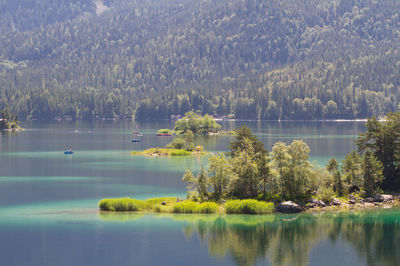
[0,0,399,120]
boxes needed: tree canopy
[0,0,399,120]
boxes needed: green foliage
[0,0,399,122]
[208,153,232,201]
[166,130,196,151]
[182,166,209,201]
[225,200,274,214]
[0,108,20,130]
[270,140,312,200]
[99,198,145,212]
[357,113,400,190]
[229,125,266,159]
[144,197,176,209]
[165,138,185,149]
[327,158,339,173]
[197,202,219,214]
[363,151,384,197]
[172,201,199,213]
[169,149,192,156]
[229,140,260,199]
[174,112,221,134]
[316,187,335,204]
[157,129,171,134]
[342,151,363,192]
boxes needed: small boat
[131,139,141,143]
[156,133,172,136]
[64,149,74,154]
[132,131,140,135]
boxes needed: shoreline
[99,195,400,215]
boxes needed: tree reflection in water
[178,209,400,266]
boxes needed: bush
[197,202,219,214]
[172,201,199,213]
[225,199,274,214]
[170,149,191,156]
[99,198,145,211]
[316,186,335,203]
[166,138,185,149]
[157,129,171,134]
[144,197,176,209]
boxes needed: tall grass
[225,199,274,214]
[197,202,219,213]
[172,201,198,213]
[99,198,145,211]
[172,201,219,214]
[169,149,191,156]
[144,197,176,209]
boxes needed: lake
[0,120,399,266]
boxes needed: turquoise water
[2,120,398,266]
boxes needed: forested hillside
[0,0,399,120]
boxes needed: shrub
[157,129,171,134]
[172,201,198,213]
[144,197,176,209]
[99,198,145,211]
[225,199,274,214]
[197,202,219,214]
[316,186,335,204]
[170,149,191,156]
[166,138,185,149]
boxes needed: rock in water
[331,198,341,206]
[349,199,356,204]
[277,201,302,213]
[374,194,394,202]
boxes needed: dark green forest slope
[0,0,399,120]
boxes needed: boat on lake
[64,149,74,154]
[131,139,141,143]
[156,133,172,136]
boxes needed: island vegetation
[104,112,400,214]
[155,111,225,138]
[0,107,21,131]
[131,129,205,156]
[174,111,221,134]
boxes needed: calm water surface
[1,120,399,266]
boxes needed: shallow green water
[2,120,398,266]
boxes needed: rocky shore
[276,194,399,213]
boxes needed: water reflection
[138,209,400,266]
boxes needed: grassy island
[131,148,199,156]
[99,197,274,214]
[132,129,206,156]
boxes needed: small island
[0,108,22,131]
[159,111,233,136]
[104,112,400,214]
[132,130,206,156]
